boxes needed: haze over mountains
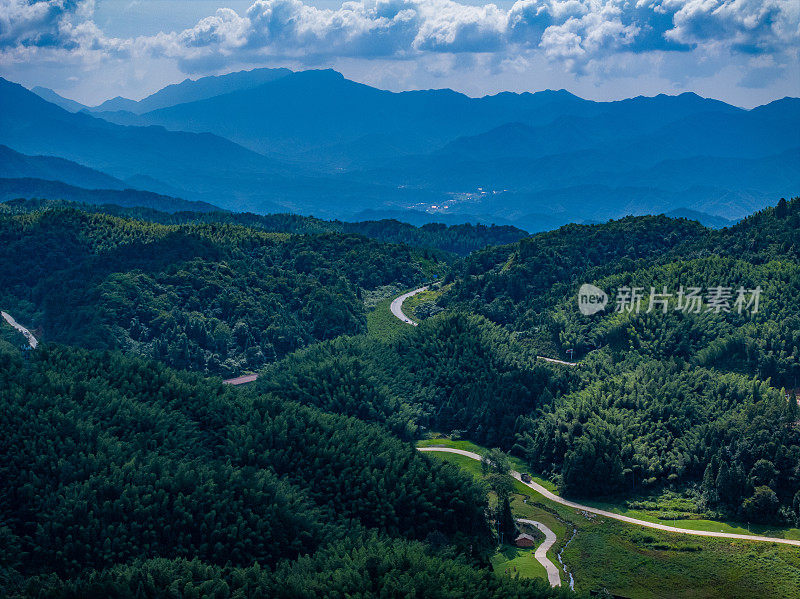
[7,68,800,230]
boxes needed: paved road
[536,356,577,367]
[418,447,800,547]
[389,290,578,364]
[390,286,428,326]
[1,311,38,349]
[516,518,561,587]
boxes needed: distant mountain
[0,179,221,213]
[347,209,523,229]
[30,86,87,112]
[427,101,793,168]
[0,77,294,211]
[91,67,292,114]
[90,95,139,113]
[10,71,800,224]
[0,145,125,189]
[99,70,597,165]
[96,74,748,175]
[664,208,737,229]
[749,96,800,121]
[2,76,455,217]
[456,155,797,224]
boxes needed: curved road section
[390,286,428,326]
[517,518,561,587]
[418,447,800,547]
[2,311,38,349]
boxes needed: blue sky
[1,0,798,107]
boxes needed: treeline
[0,344,571,598]
[2,198,529,256]
[0,207,440,376]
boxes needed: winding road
[516,518,561,587]
[1,311,38,349]
[390,286,428,326]
[418,447,800,548]
[389,288,577,368]
[393,293,800,549]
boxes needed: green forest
[255,198,800,523]
[0,206,447,376]
[1,197,799,597]
[2,198,528,256]
[0,345,565,598]
[438,197,800,520]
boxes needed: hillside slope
[0,207,442,376]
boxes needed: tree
[742,486,780,522]
[482,448,511,476]
[775,197,789,219]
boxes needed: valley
[0,53,798,599]
[2,191,799,599]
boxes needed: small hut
[514,533,536,547]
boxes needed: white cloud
[0,0,797,95]
[145,0,799,73]
[664,0,800,53]
[0,0,128,65]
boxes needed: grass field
[418,436,800,598]
[417,435,558,491]
[401,284,449,321]
[581,497,800,541]
[365,295,411,340]
[490,544,548,581]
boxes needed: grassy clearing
[490,544,548,581]
[365,295,410,341]
[402,284,449,321]
[418,435,558,492]
[423,451,484,477]
[420,439,800,598]
[580,498,800,541]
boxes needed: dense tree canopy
[0,344,568,598]
[430,198,800,520]
[2,196,798,597]
[2,198,529,256]
[258,198,800,523]
[0,208,441,376]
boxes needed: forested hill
[0,343,564,598]
[2,198,529,256]
[256,198,800,525]
[444,197,800,517]
[443,197,800,344]
[0,207,444,376]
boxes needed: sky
[1,0,798,108]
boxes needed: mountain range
[6,69,799,227]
